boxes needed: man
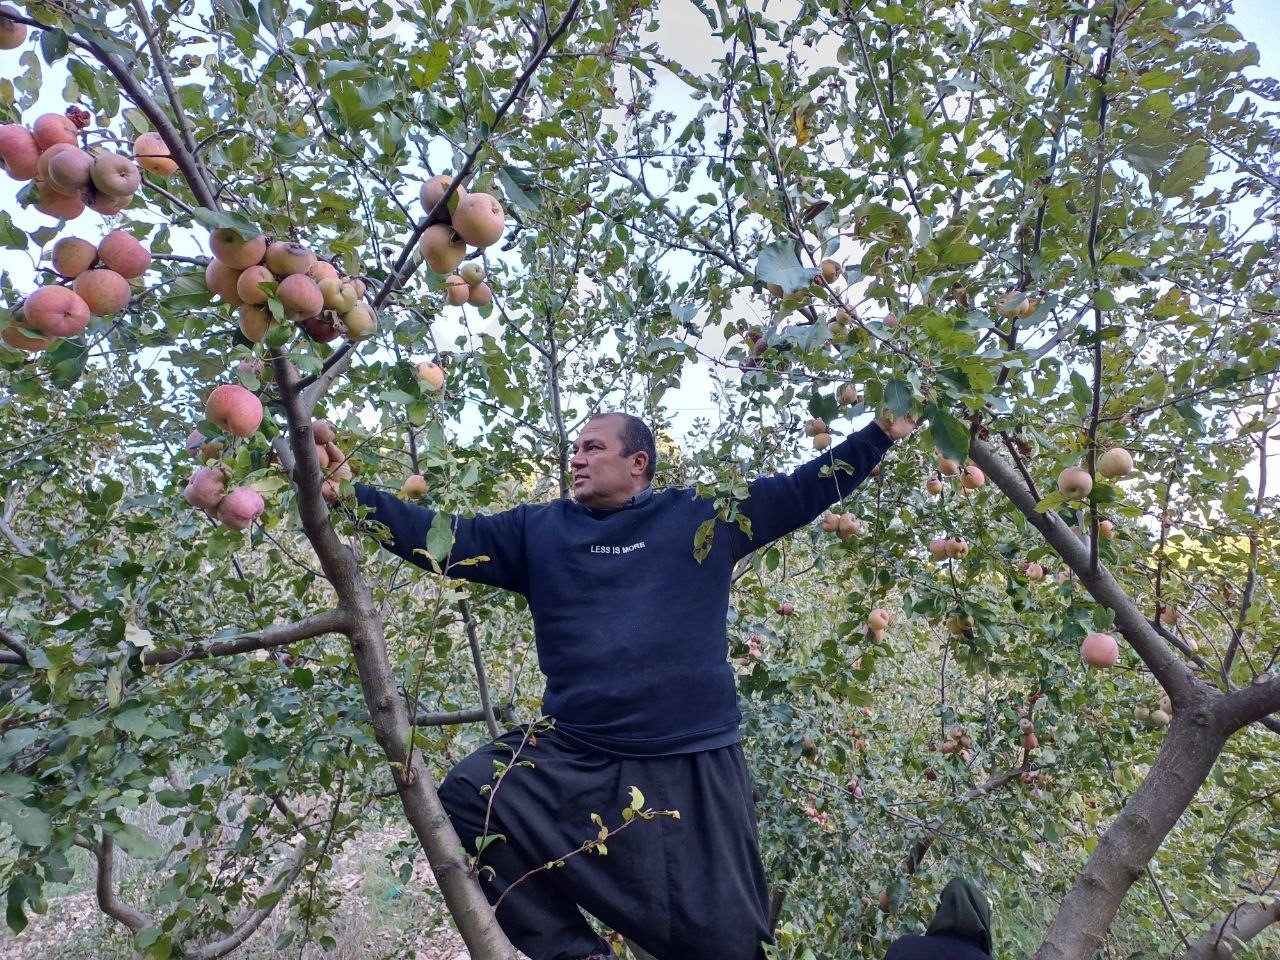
[884,878,994,960]
[330,410,912,960]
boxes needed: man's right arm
[349,483,531,595]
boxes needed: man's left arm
[729,414,913,558]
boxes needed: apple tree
[0,1,1277,959]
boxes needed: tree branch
[1178,896,1280,960]
[91,833,152,933]
[141,609,352,666]
[459,598,501,738]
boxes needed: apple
[944,537,969,559]
[86,188,131,216]
[300,312,340,342]
[51,236,98,279]
[444,274,469,306]
[416,360,445,391]
[216,486,264,530]
[264,241,316,277]
[183,465,229,511]
[1097,447,1133,479]
[73,268,132,315]
[46,147,94,194]
[937,453,959,475]
[89,152,141,197]
[819,259,840,283]
[209,228,267,270]
[237,305,277,343]
[803,418,826,437]
[339,302,377,340]
[451,192,505,247]
[276,274,323,320]
[32,113,78,151]
[206,383,264,437]
[1134,706,1150,722]
[32,180,86,220]
[1021,731,1039,750]
[0,5,26,49]
[960,465,985,490]
[236,264,274,304]
[309,259,339,282]
[0,124,39,180]
[467,282,493,307]
[1057,466,1093,500]
[925,477,943,496]
[928,539,948,560]
[867,608,892,631]
[1080,631,1119,668]
[312,420,337,444]
[837,514,862,539]
[1,323,53,352]
[813,432,832,451]
[133,132,177,176]
[400,474,429,498]
[827,317,847,338]
[778,601,795,616]
[996,290,1036,318]
[23,285,91,337]
[1158,606,1180,626]
[460,261,486,286]
[419,173,465,222]
[944,614,973,635]
[418,223,466,274]
[821,512,840,533]
[1150,708,1171,727]
[1098,519,1115,539]
[206,258,243,304]
[35,142,73,184]
[96,230,151,279]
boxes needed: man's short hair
[594,412,657,482]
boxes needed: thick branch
[1219,675,1280,736]
[0,625,29,663]
[186,839,310,960]
[1178,897,1280,960]
[142,609,351,666]
[968,439,1197,702]
[412,704,515,728]
[92,834,152,933]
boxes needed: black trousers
[438,726,773,960]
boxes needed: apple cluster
[0,111,147,221]
[416,174,502,307]
[820,510,862,540]
[4,229,153,353]
[202,230,377,345]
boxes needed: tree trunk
[1033,698,1227,960]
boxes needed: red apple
[96,230,151,279]
[22,285,90,337]
[206,384,264,437]
[1080,631,1119,668]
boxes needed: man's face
[570,416,646,509]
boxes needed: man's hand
[319,441,352,504]
[875,410,917,441]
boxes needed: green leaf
[39,29,69,63]
[107,821,165,859]
[113,708,150,736]
[755,239,813,294]
[47,337,88,389]
[924,405,969,463]
[1159,141,1210,198]
[223,726,250,763]
[0,797,52,846]
[426,511,454,566]
[883,379,912,417]
[498,166,543,213]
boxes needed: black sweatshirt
[354,422,892,756]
